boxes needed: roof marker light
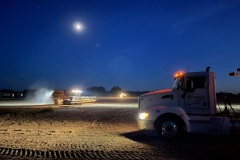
[174,71,184,79]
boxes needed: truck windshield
[173,77,183,89]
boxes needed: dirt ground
[1,101,240,160]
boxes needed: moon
[73,22,84,32]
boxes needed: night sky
[1,0,240,93]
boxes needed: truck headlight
[139,112,149,120]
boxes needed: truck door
[183,76,210,114]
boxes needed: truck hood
[139,88,177,110]
[142,89,172,97]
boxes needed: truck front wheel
[154,116,186,140]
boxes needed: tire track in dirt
[0,147,180,160]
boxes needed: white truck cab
[138,68,240,139]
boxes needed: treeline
[85,86,149,97]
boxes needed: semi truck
[138,67,240,139]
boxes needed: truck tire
[154,115,186,140]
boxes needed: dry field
[0,99,240,159]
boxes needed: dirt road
[0,101,240,159]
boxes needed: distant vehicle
[52,89,96,105]
[138,67,240,139]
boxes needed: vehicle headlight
[139,112,149,120]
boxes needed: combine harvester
[52,89,96,105]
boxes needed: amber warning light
[174,71,184,79]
